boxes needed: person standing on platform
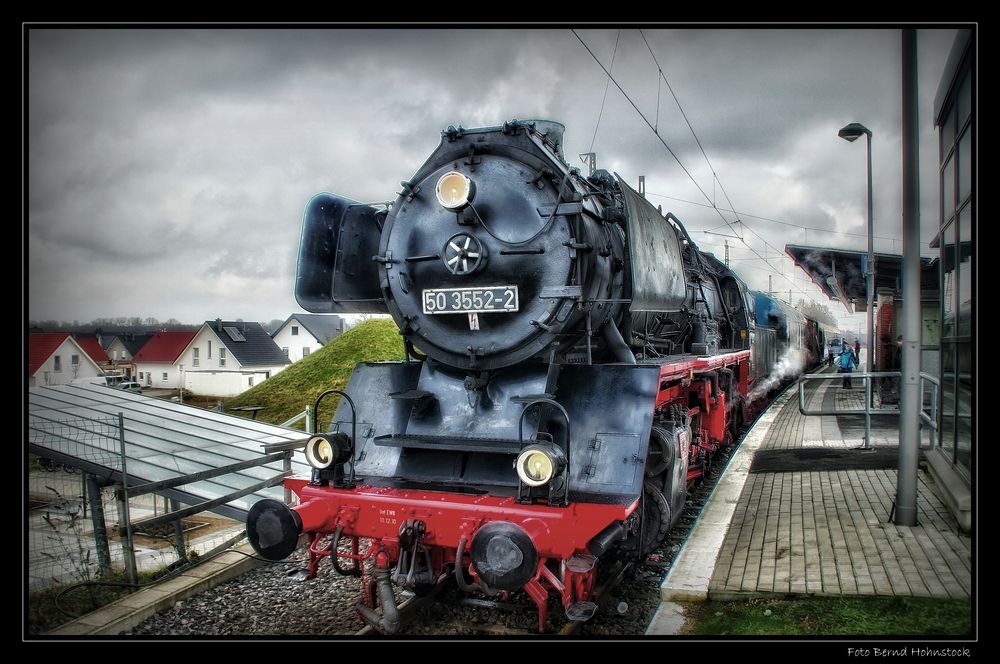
[839,345,858,389]
[855,338,861,363]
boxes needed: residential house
[271,313,345,363]
[73,336,111,367]
[132,331,198,388]
[177,320,290,397]
[104,333,155,364]
[28,333,105,387]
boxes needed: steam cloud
[749,346,808,402]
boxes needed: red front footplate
[286,478,638,560]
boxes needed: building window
[248,376,254,387]
[139,372,144,380]
[935,41,973,481]
[72,354,80,366]
[207,340,212,359]
[303,347,310,357]
[162,372,168,381]
[264,371,271,379]
[282,347,289,358]
[54,355,62,372]
[291,325,299,336]
[193,347,200,367]
[220,348,226,367]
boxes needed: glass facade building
[930,29,973,529]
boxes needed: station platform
[647,365,972,635]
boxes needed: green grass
[685,596,972,636]
[225,319,405,430]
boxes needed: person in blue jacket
[838,346,858,389]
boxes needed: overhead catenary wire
[638,29,830,301]
[589,29,622,154]
[573,29,824,308]
[645,191,902,242]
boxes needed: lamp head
[838,122,871,142]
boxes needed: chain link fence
[28,414,130,592]
[28,413,253,594]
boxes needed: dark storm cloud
[27,26,962,327]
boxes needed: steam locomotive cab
[249,120,758,632]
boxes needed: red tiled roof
[132,331,197,363]
[74,337,110,364]
[28,332,70,376]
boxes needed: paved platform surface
[648,366,971,635]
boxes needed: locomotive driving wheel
[637,481,672,558]
[644,426,675,478]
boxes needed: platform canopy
[785,244,937,313]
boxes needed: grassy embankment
[224,319,405,430]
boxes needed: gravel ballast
[126,439,738,637]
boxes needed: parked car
[118,381,143,393]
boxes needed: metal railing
[918,372,939,439]
[797,370,939,450]
[281,405,313,431]
[29,410,302,590]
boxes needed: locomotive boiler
[247,120,764,633]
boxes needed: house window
[54,355,62,372]
[207,340,212,359]
[248,376,254,387]
[193,347,200,367]
[139,372,144,380]
[291,325,299,336]
[72,354,80,366]
[264,371,271,379]
[282,347,289,358]
[302,347,310,357]
[220,348,226,367]
[162,372,168,381]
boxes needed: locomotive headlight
[515,444,566,487]
[304,432,352,470]
[305,435,335,469]
[435,171,476,210]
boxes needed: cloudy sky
[27,27,962,331]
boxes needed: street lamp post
[839,122,874,450]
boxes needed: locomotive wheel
[644,426,675,478]
[639,481,672,558]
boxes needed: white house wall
[106,338,132,362]
[135,362,182,388]
[183,365,287,397]
[272,318,321,363]
[177,325,233,375]
[30,338,103,387]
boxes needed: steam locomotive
[246,120,827,633]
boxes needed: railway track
[129,380,811,638]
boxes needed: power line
[589,29,621,153]
[645,191,900,242]
[573,29,824,308]
[635,30,832,306]
[571,30,727,230]
[639,30,746,230]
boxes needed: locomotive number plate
[422,286,519,315]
